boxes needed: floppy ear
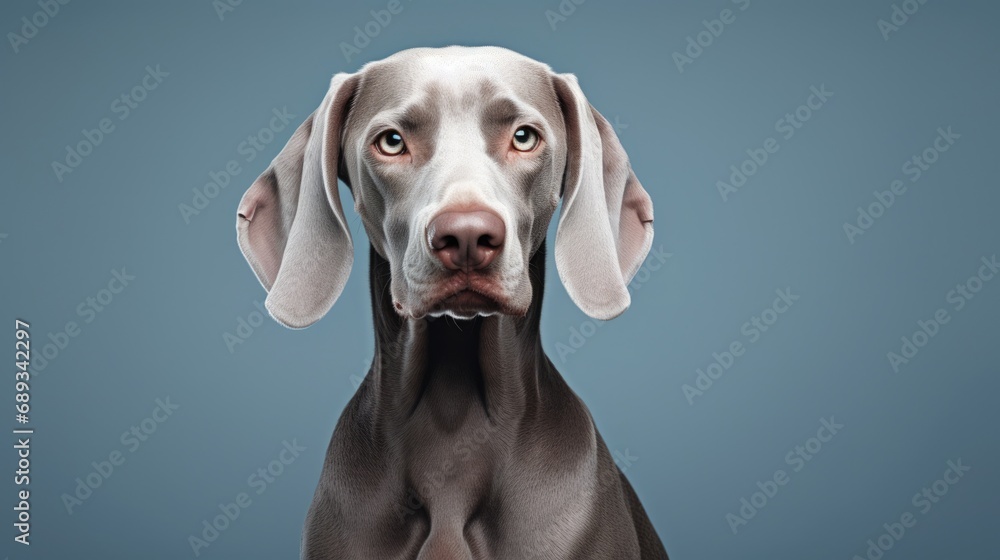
[236,73,359,329]
[552,73,654,321]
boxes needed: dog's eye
[512,126,539,152]
[375,130,406,156]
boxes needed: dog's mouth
[406,273,523,319]
[431,288,502,318]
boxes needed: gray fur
[236,46,666,559]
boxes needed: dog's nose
[428,210,506,271]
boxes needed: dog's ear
[236,72,360,329]
[552,73,654,320]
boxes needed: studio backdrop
[2,1,997,558]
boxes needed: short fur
[236,46,666,559]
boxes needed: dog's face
[237,46,653,328]
[342,49,566,319]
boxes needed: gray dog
[236,46,667,560]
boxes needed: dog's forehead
[355,46,557,119]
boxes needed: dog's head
[237,46,653,328]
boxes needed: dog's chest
[400,403,502,516]
[391,407,604,558]
[312,390,640,559]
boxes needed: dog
[236,46,667,559]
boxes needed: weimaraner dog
[236,46,667,559]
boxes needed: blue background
[2,0,998,558]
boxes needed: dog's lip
[412,274,514,317]
[432,288,501,315]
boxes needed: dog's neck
[365,244,551,430]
